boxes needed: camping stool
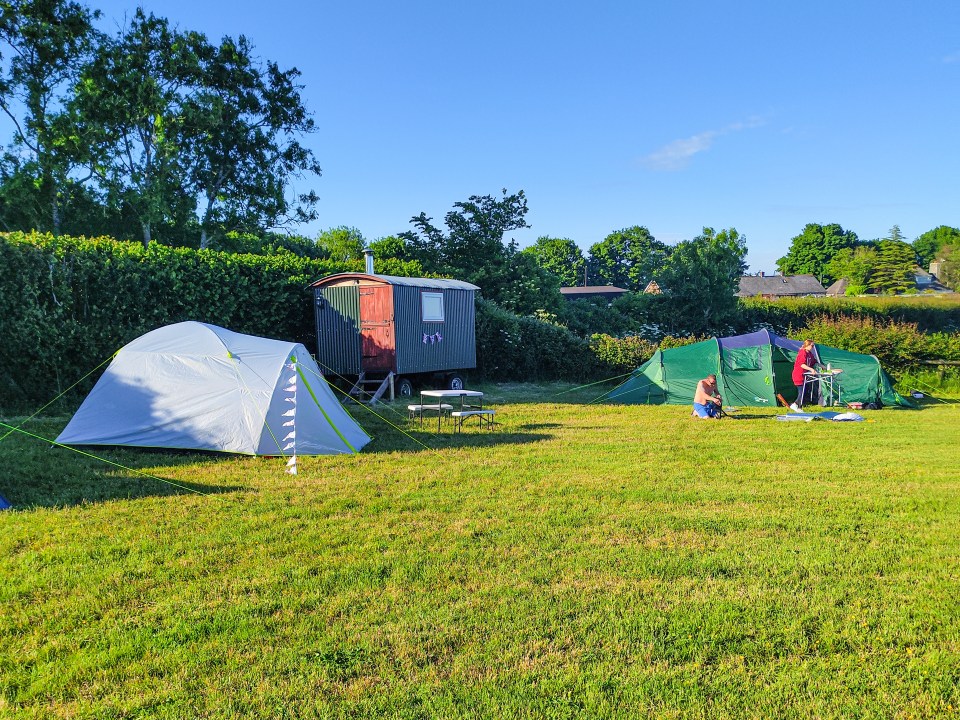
[449,409,496,432]
[408,403,453,423]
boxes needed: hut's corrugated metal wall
[314,286,362,375]
[393,286,476,374]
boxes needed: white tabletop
[420,389,483,398]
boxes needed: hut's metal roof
[309,273,479,290]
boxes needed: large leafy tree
[315,225,365,263]
[913,225,960,268]
[654,227,747,335]
[72,9,206,247]
[520,236,586,287]
[401,189,560,314]
[0,0,100,235]
[777,223,859,284]
[587,225,668,292]
[180,35,321,249]
[826,246,878,291]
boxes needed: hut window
[421,292,445,322]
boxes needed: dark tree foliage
[0,0,100,235]
[587,225,668,292]
[653,227,748,335]
[400,189,561,315]
[914,225,960,268]
[520,236,586,287]
[869,240,917,295]
[777,223,859,284]
[1,5,319,247]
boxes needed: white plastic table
[419,389,484,431]
[801,370,843,407]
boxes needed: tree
[71,9,206,247]
[913,225,960,267]
[869,239,916,295]
[0,0,100,234]
[400,189,560,314]
[826,246,878,289]
[587,226,668,292]
[520,236,585,287]
[315,226,365,263]
[180,35,321,249]
[777,223,859,284]
[654,227,747,335]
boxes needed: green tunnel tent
[606,329,910,408]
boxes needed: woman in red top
[792,339,817,408]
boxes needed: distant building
[736,272,826,299]
[825,278,849,296]
[642,280,662,295]
[559,285,630,301]
[913,267,952,293]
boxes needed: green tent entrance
[607,329,910,408]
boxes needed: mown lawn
[2,384,959,719]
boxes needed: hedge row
[475,299,599,382]
[1,232,602,410]
[0,232,420,409]
[3,232,958,411]
[739,296,960,334]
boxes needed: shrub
[589,334,657,374]
[475,299,598,381]
[0,232,421,411]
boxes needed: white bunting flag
[282,409,296,417]
[282,419,295,427]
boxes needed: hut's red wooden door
[358,285,395,372]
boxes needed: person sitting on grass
[692,374,722,419]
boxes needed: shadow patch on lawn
[0,445,246,510]
[364,429,553,454]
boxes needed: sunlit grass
[2,384,959,718]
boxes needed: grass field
[2,384,960,719]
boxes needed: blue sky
[16,1,960,271]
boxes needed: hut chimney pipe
[363,248,375,275]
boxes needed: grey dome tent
[57,322,370,455]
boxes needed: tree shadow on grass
[363,426,553,454]
[0,443,247,511]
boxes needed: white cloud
[641,131,719,171]
[943,50,960,64]
[641,116,766,171]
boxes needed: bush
[588,334,657,374]
[795,315,960,379]
[475,299,598,381]
[740,296,960,334]
[0,232,421,411]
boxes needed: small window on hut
[421,291,445,322]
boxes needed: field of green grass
[2,384,959,719]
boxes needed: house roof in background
[825,278,849,296]
[737,274,826,297]
[559,285,629,297]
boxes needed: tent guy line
[0,421,216,498]
[0,354,114,444]
[300,361,448,457]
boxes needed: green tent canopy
[607,329,910,408]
